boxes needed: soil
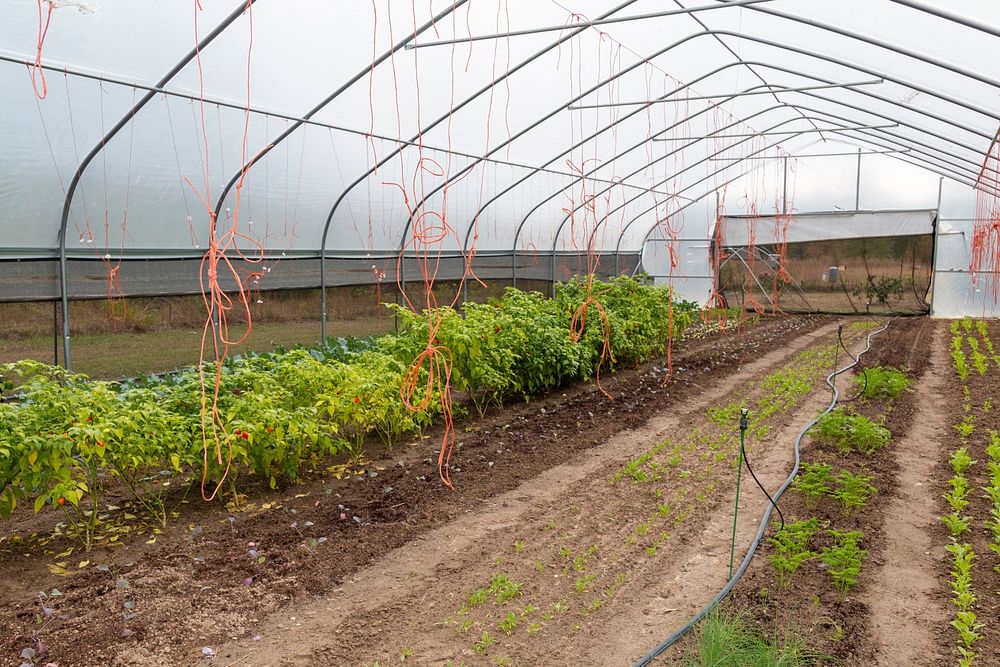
[0,315,831,667]
[681,316,937,666]
[930,320,1000,665]
[868,321,951,666]
[175,319,859,666]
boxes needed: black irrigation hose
[739,432,785,532]
[838,322,869,403]
[631,318,892,667]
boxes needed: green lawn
[1,318,394,380]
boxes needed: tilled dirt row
[0,316,828,667]
[693,317,938,666]
[199,320,857,666]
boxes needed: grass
[0,319,388,380]
[679,611,829,666]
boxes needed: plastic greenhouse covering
[3,0,1000,353]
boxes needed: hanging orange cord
[187,0,260,502]
[29,0,54,100]
[971,127,1000,305]
[769,152,795,313]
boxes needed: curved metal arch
[527,19,1000,269]
[534,86,989,274]
[398,17,1000,291]
[547,103,802,261]
[500,65,770,284]
[452,24,1000,296]
[607,131,814,273]
[315,0,647,307]
[617,124,984,261]
[609,117,983,264]
[465,60,797,288]
[621,132,984,266]
[210,1,468,222]
[718,61,989,142]
[629,152,981,284]
[504,55,994,282]
[540,84,993,269]
[548,114,857,291]
[785,104,992,179]
[54,0,257,369]
[562,90,989,273]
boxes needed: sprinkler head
[739,407,750,431]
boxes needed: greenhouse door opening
[642,209,937,316]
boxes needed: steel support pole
[928,176,944,316]
[54,1,256,370]
[52,300,59,366]
[783,156,789,216]
[856,148,863,211]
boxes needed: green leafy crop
[855,366,910,400]
[812,408,890,455]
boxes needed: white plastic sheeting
[0,0,999,319]
[931,222,1000,318]
[643,238,714,305]
[720,209,936,246]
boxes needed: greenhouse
[1,1,1000,665]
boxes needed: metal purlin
[523,73,993,267]
[412,26,1000,295]
[550,96,985,287]
[204,0,471,345]
[619,133,987,270]
[547,114,846,290]
[317,0,649,321]
[504,57,994,280]
[54,0,259,370]
[612,123,988,266]
[673,0,822,137]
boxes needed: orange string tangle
[188,0,260,501]
[971,127,1000,305]
[29,0,54,99]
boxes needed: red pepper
[241,431,250,441]
[353,396,360,404]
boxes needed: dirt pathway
[201,322,849,667]
[869,320,950,666]
[602,367,848,666]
